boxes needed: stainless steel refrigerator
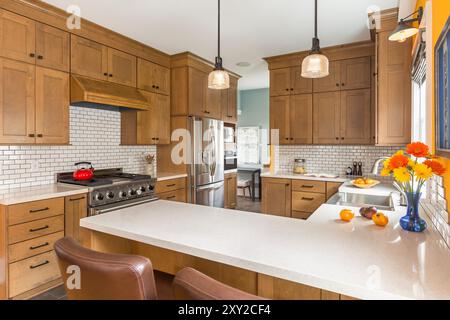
[188,117,224,207]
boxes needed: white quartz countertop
[261,170,348,183]
[156,173,188,182]
[339,181,397,197]
[224,169,238,174]
[80,200,450,300]
[0,184,89,205]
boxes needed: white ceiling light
[208,0,230,90]
[301,0,329,79]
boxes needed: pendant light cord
[218,0,221,59]
[314,0,318,39]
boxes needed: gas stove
[57,168,157,215]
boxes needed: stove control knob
[129,189,137,196]
[148,184,155,191]
[140,186,146,193]
[119,191,127,198]
[106,192,115,199]
[136,189,143,196]
[95,193,104,201]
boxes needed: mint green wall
[237,88,270,164]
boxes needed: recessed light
[236,62,251,67]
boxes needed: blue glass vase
[399,192,427,232]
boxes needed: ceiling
[43,0,400,90]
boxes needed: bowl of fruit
[351,177,380,189]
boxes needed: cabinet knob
[156,86,159,89]
[285,88,289,91]
[285,184,290,187]
[341,137,344,140]
[152,85,156,88]
[204,110,210,114]
[336,137,339,140]
[341,83,345,86]
[109,74,113,77]
[37,55,43,60]
[290,88,294,91]
[29,53,35,58]
[104,72,108,76]
[37,134,43,138]
[290,138,294,141]
[28,134,35,138]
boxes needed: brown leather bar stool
[173,267,266,300]
[54,237,158,300]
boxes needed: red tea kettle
[73,162,94,181]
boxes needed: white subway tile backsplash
[0,106,156,190]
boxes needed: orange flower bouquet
[381,142,445,232]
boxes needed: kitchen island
[80,200,450,300]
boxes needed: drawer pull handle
[30,242,49,250]
[301,197,315,201]
[30,260,50,269]
[166,184,176,187]
[69,196,86,202]
[166,196,176,200]
[301,185,314,188]
[29,207,49,213]
[29,225,49,233]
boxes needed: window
[412,33,427,144]
[237,127,260,164]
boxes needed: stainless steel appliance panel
[194,181,224,208]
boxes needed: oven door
[194,181,224,208]
[88,196,158,216]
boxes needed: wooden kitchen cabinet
[224,172,237,209]
[340,89,371,144]
[270,67,312,96]
[270,96,290,144]
[0,58,35,144]
[313,92,341,144]
[313,61,341,93]
[35,23,69,72]
[71,35,108,81]
[188,67,208,117]
[0,9,35,64]
[376,30,411,145]
[107,47,136,87]
[221,77,238,123]
[35,67,69,144]
[340,57,371,90]
[64,194,88,243]
[206,86,222,120]
[155,177,187,203]
[261,178,291,217]
[137,58,170,95]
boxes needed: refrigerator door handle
[195,181,224,191]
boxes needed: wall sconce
[389,7,423,42]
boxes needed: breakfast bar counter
[80,200,450,300]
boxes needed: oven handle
[90,197,158,216]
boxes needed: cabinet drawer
[155,178,186,194]
[292,192,325,213]
[291,211,313,220]
[157,189,186,202]
[9,250,60,298]
[292,180,326,194]
[8,215,64,244]
[8,231,64,263]
[8,197,64,226]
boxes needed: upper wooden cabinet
[188,67,208,117]
[36,23,69,72]
[137,58,170,95]
[221,77,238,123]
[71,35,137,87]
[0,58,69,145]
[107,47,136,87]
[313,90,371,145]
[270,94,312,145]
[270,67,312,96]
[376,30,412,146]
[0,58,35,144]
[206,85,222,120]
[0,9,35,64]
[71,35,108,81]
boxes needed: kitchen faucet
[371,157,390,175]
[371,157,407,206]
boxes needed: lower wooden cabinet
[155,177,187,203]
[224,172,237,209]
[157,189,186,202]
[65,194,88,243]
[262,178,342,220]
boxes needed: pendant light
[208,0,230,89]
[301,0,329,79]
[389,7,423,43]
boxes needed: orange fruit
[340,209,355,222]
[372,213,389,227]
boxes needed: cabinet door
[188,68,207,117]
[224,78,238,123]
[0,58,35,144]
[137,58,170,95]
[290,94,313,144]
[313,61,341,93]
[340,89,371,144]
[107,48,136,87]
[137,92,170,145]
[224,173,237,209]
[270,96,290,145]
[313,92,341,144]
[154,93,171,144]
[261,178,291,217]
[206,86,222,120]
[270,68,291,96]
[377,31,412,145]
[35,67,69,144]
[0,10,35,64]
[35,23,69,72]
[71,35,108,81]
[65,194,88,243]
[291,67,312,94]
[340,57,371,90]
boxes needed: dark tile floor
[31,285,67,300]
[236,196,261,213]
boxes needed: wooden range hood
[71,75,150,110]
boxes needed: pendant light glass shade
[301,53,329,78]
[389,23,419,42]
[208,68,230,89]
